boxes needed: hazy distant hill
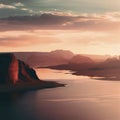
[80,54,110,62]
[14,50,110,68]
[69,55,94,64]
[14,50,74,67]
[48,55,120,81]
[48,54,97,71]
[92,57,120,70]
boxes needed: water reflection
[0,68,120,120]
[0,93,20,102]
[36,68,87,80]
[36,68,120,81]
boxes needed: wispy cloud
[0,30,61,47]
[0,12,120,54]
[0,3,16,9]
[13,2,24,7]
[0,12,120,31]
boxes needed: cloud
[0,3,16,9]
[0,0,120,19]
[20,8,34,13]
[0,12,120,31]
[13,2,24,7]
[0,2,34,18]
[45,98,98,102]
[0,29,120,54]
[0,12,120,54]
[0,31,61,47]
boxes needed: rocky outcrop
[0,53,39,85]
[0,53,18,84]
[14,50,74,67]
[0,53,64,92]
[18,60,39,83]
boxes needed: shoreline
[0,81,65,93]
[40,66,120,81]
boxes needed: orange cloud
[0,12,120,55]
[0,32,61,47]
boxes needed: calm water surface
[0,68,120,120]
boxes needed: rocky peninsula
[0,53,64,93]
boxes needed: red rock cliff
[0,53,39,85]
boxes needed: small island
[0,53,64,93]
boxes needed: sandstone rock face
[0,53,18,84]
[8,54,19,84]
[18,60,39,82]
[0,53,39,85]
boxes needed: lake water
[0,68,120,120]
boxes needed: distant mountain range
[14,50,74,67]
[48,54,120,81]
[13,50,109,67]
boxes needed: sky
[0,0,120,55]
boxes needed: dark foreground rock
[0,81,65,93]
[0,53,64,93]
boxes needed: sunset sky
[0,0,120,55]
